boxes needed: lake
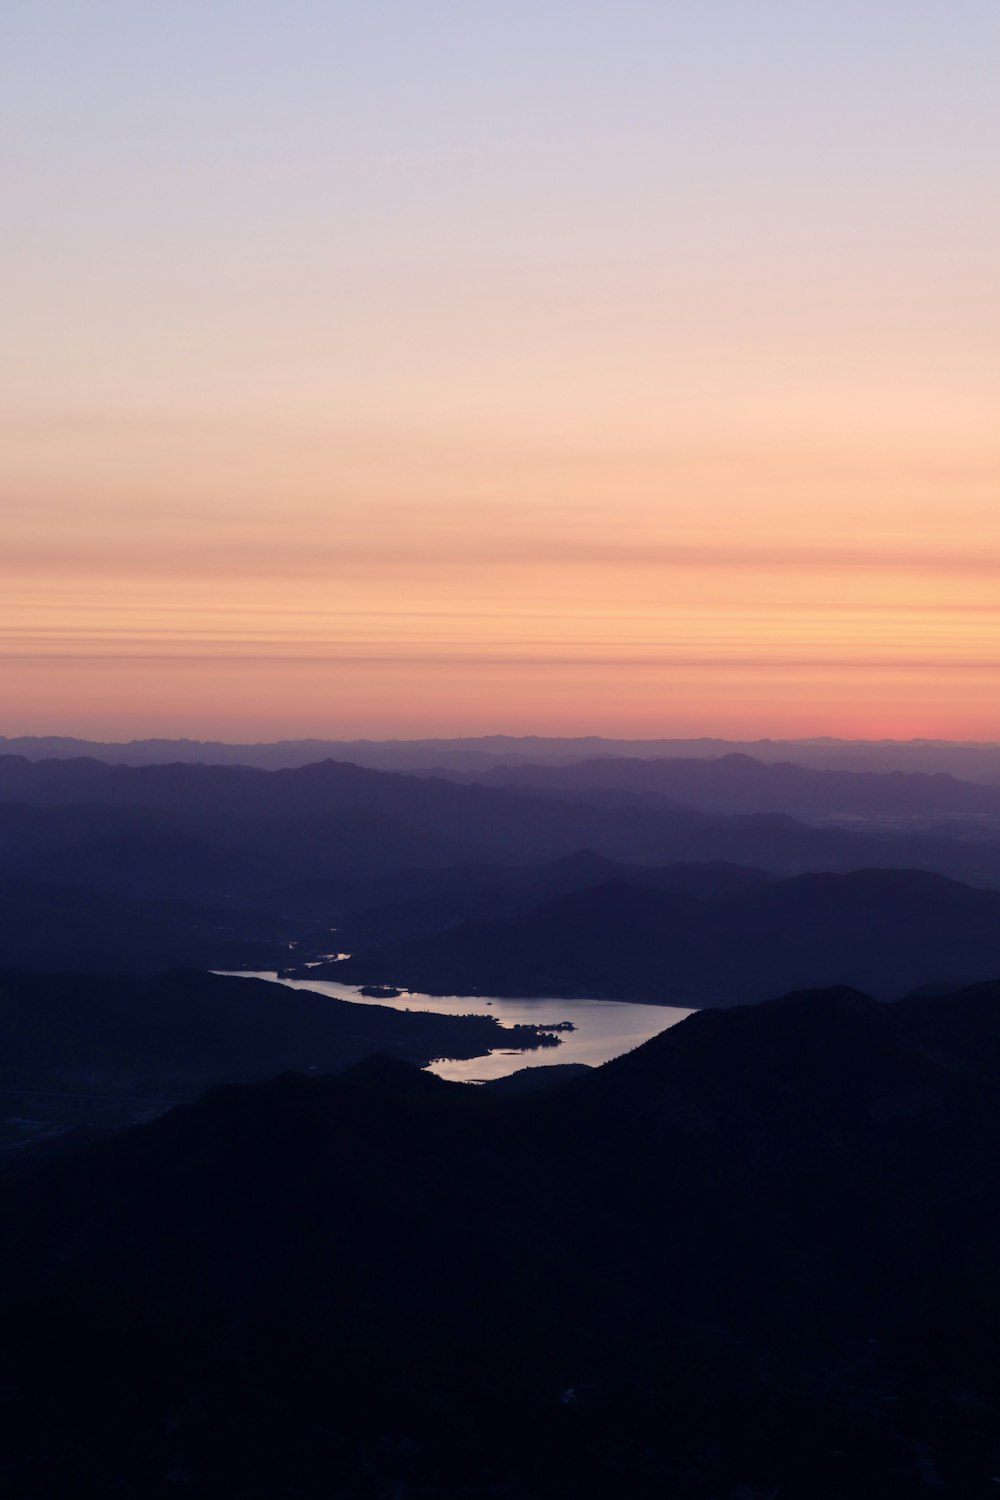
[229,971,694,1081]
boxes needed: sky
[2,1,999,741]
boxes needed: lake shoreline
[219,970,695,1082]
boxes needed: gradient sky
[2,1,999,740]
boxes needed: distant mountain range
[436,750,1000,821]
[4,731,1000,779]
[332,867,1000,1005]
[3,757,1000,914]
[2,981,998,1497]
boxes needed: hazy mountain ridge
[4,757,1000,908]
[5,732,1000,780]
[436,750,1000,820]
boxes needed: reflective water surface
[229,971,694,1081]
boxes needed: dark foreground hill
[330,867,1000,1005]
[1,983,999,1497]
[0,968,555,1091]
[0,969,556,1169]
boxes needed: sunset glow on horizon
[3,2,999,742]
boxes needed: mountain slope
[0,878,322,974]
[333,867,1000,1004]
[333,853,775,950]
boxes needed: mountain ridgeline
[5,731,1000,781]
[3,749,1000,994]
[2,750,1000,897]
[329,867,1000,1004]
[434,749,1000,819]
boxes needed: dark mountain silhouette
[1,983,998,1497]
[332,867,1000,1004]
[252,854,774,941]
[480,1061,593,1094]
[333,853,776,950]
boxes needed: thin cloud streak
[5,653,1000,672]
[5,539,1000,579]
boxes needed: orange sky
[2,3,999,741]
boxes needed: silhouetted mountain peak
[606,983,880,1067]
[340,1052,457,1097]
